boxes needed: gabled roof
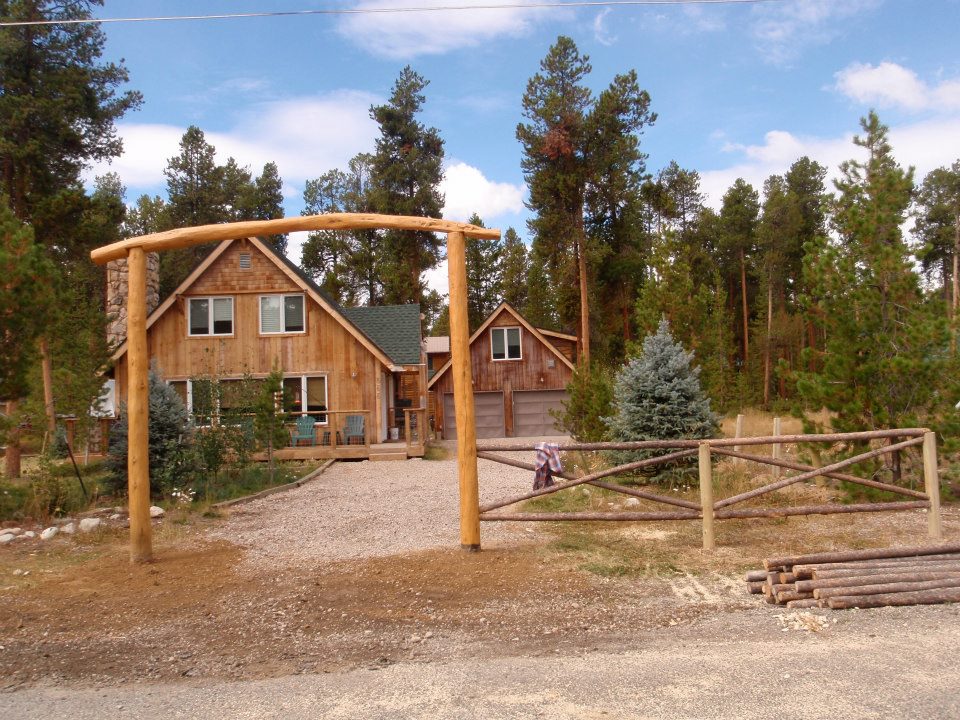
[424,336,450,354]
[342,305,422,366]
[110,236,419,371]
[426,301,576,389]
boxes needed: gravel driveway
[218,454,542,567]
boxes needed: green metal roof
[342,305,423,366]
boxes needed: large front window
[491,327,522,361]
[188,297,233,336]
[260,294,305,334]
[283,375,328,423]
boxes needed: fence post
[922,431,943,541]
[772,416,782,478]
[699,442,715,552]
[734,413,744,462]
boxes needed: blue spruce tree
[607,318,718,479]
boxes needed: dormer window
[491,327,522,361]
[188,297,234,336]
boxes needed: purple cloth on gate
[533,442,563,490]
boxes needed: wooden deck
[262,441,425,462]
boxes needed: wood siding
[430,307,572,436]
[115,241,384,430]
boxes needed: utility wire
[0,0,786,27]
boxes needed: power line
[0,0,786,27]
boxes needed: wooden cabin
[109,237,427,460]
[427,302,576,440]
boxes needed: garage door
[443,392,505,440]
[513,390,567,438]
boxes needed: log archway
[92,214,499,562]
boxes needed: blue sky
[89,0,960,293]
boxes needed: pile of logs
[746,543,960,610]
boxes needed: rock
[625,498,640,507]
[0,533,15,544]
[109,514,122,521]
[78,518,101,533]
[23,531,36,539]
[5,527,22,536]
[149,506,165,518]
[40,527,58,541]
[61,522,76,535]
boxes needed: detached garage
[429,302,576,440]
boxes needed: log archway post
[447,231,480,550]
[127,246,152,562]
[91,213,498,562]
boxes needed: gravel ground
[8,605,960,719]
[216,454,542,567]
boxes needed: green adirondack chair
[343,414,365,445]
[290,415,316,446]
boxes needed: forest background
[2,3,960,480]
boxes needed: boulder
[149,506,165,519]
[23,531,36,539]
[625,498,641,507]
[78,518,101,533]
[0,533,15,544]
[61,522,76,534]
[40,527,59,540]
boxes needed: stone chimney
[106,253,160,349]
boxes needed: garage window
[491,327,521,361]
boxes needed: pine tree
[795,112,955,434]
[500,228,529,310]
[719,178,760,374]
[302,168,354,302]
[464,213,503,330]
[250,162,286,253]
[368,67,444,306]
[555,362,613,442]
[0,0,141,239]
[0,201,54,402]
[606,319,718,474]
[106,370,192,496]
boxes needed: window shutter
[260,296,282,333]
[212,298,233,334]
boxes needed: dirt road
[2,454,958,717]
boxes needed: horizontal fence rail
[475,427,943,550]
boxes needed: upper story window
[188,297,234,336]
[491,326,522,361]
[260,294,305,334]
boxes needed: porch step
[369,451,407,462]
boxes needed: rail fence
[475,428,943,550]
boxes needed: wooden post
[3,399,21,479]
[126,246,153,563]
[40,337,56,435]
[772,416,782,478]
[447,230,480,551]
[699,442,715,552]
[922,431,942,541]
[734,413,744,463]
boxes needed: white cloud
[90,90,379,195]
[440,161,525,223]
[593,9,617,47]
[337,0,544,58]
[700,117,960,209]
[423,258,449,298]
[834,62,960,112]
[750,0,879,65]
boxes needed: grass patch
[189,461,319,506]
[423,444,451,461]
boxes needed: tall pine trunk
[763,283,772,407]
[740,248,749,369]
[576,213,590,365]
[40,337,56,435]
[4,400,21,479]
[952,212,959,355]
